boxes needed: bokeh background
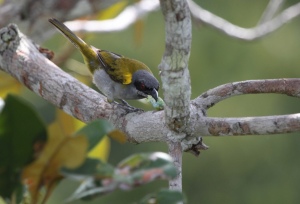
[2,0,300,203]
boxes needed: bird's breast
[93,69,141,101]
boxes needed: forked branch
[188,0,300,41]
[1,24,300,141]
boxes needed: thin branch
[64,0,160,33]
[188,0,300,41]
[194,79,300,110]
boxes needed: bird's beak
[150,89,158,101]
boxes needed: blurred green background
[4,0,300,203]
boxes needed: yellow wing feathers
[98,51,153,85]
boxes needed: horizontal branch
[1,24,300,141]
[64,0,160,33]
[188,0,300,41]
[193,113,300,136]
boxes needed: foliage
[0,95,47,203]
[0,95,181,204]
[65,152,178,202]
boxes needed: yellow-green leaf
[22,126,88,204]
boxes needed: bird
[48,18,159,109]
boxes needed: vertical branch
[168,142,183,190]
[257,0,285,24]
[159,0,192,191]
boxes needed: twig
[257,0,285,25]
[188,0,300,41]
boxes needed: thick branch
[188,0,300,41]
[0,24,168,144]
[1,24,300,143]
[159,0,192,192]
[159,0,192,134]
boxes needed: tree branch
[194,79,300,110]
[257,0,285,25]
[159,0,192,132]
[201,114,300,136]
[1,24,300,142]
[188,0,300,41]
[0,24,168,144]
[64,0,160,33]
[0,0,121,42]
[159,0,192,192]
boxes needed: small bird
[48,18,159,108]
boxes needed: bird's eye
[139,83,145,90]
[135,81,146,91]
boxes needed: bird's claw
[113,100,144,112]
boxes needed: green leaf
[61,158,114,179]
[139,189,186,204]
[74,119,114,151]
[13,183,25,204]
[0,94,47,200]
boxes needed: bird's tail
[49,18,98,73]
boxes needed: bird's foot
[120,99,143,112]
[111,100,143,112]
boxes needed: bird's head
[132,70,159,101]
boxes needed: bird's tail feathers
[49,18,98,73]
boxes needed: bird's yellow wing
[97,50,152,85]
